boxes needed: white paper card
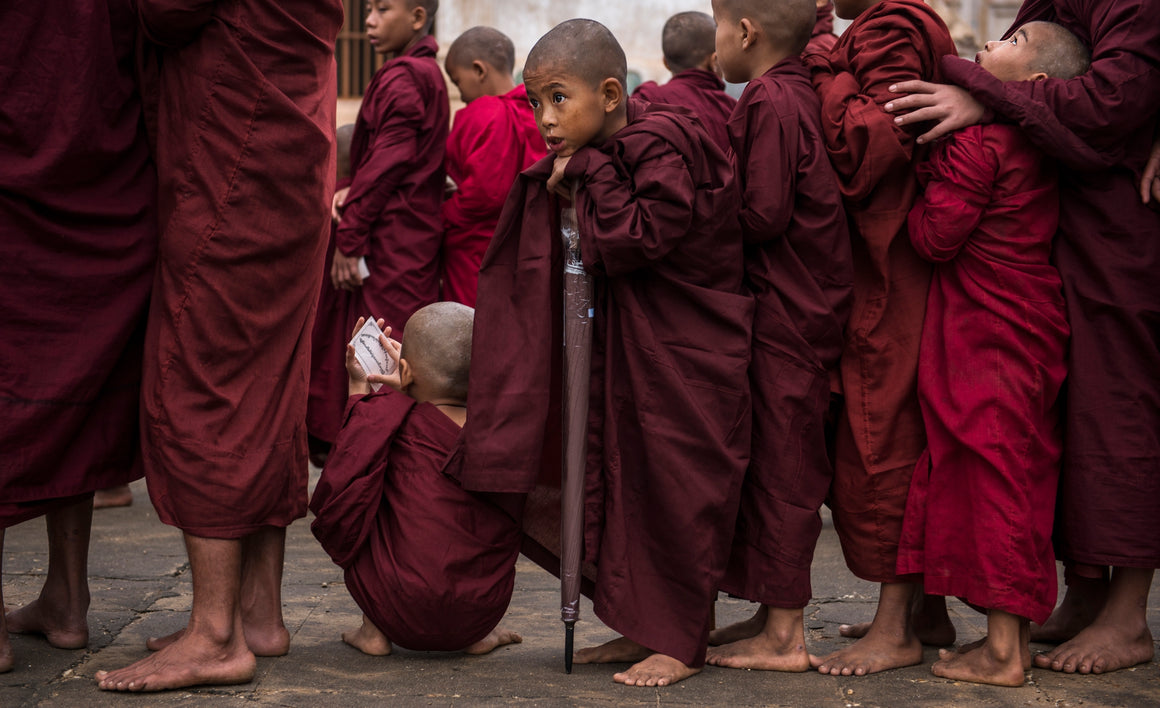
[349,318,396,391]
[357,257,370,281]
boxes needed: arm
[732,93,797,244]
[443,102,525,230]
[137,0,217,47]
[907,128,995,263]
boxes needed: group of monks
[1,0,1157,696]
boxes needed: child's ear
[1028,71,1049,82]
[600,78,625,113]
[399,358,415,390]
[410,6,427,33]
[739,18,755,50]
[473,60,488,80]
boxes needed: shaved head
[400,302,474,401]
[662,12,717,73]
[717,0,817,54]
[525,19,626,87]
[1023,21,1090,80]
[447,26,516,74]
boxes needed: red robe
[138,0,342,538]
[805,0,956,583]
[808,2,839,56]
[310,390,523,650]
[447,99,753,668]
[337,35,449,335]
[633,68,736,154]
[720,58,853,609]
[0,0,156,527]
[944,0,1160,570]
[896,124,1068,624]
[441,84,546,307]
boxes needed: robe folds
[310,391,522,650]
[138,0,342,538]
[720,59,853,609]
[945,0,1160,569]
[808,2,839,56]
[0,1,156,527]
[633,68,737,154]
[805,0,956,583]
[896,124,1068,624]
[337,35,449,335]
[442,84,547,307]
[447,99,754,668]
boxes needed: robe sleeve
[943,0,1160,172]
[336,66,426,258]
[565,134,696,277]
[137,0,217,47]
[443,99,523,230]
[309,391,415,568]
[733,90,796,244]
[907,127,994,263]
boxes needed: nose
[983,40,998,51]
[539,105,556,129]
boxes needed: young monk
[802,0,957,676]
[894,21,1089,687]
[445,19,754,687]
[441,26,548,307]
[886,0,1160,676]
[0,0,156,674]
[632,11,736,153]
[95,0,341,692]
[330,0,449,333]
[705,0,853,673]
[310,304,524,657]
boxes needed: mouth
[974,52,981,63]
[545,136,566,153]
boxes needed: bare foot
[709,606,766,646]
[1030,577,1107,644]
[574,636,652,665]
[6,599,89,649]
[613,653,701,687]
[1032,621,1154,674]
[706,633,811,672]
[932,644,1026,687]
[840,594,955,646]
[956,634,1031,669]
[463,626,523,655]
[93,485,133,509]
[810,630,923,676]
[148,621,289,657]
[95,630,255,692]
[341,617,392,656]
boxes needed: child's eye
[529,98,540,109]
[552,93,566,104]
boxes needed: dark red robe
[447,99,753,668]
[805,0,956,583]
[137,0,342,538]
[808,2,839,56]
[0,0,156,527]
[944,0,1160,570]
[311,390,523,650]
[441,84,546,307]
[720,59,852,609]
[336,35,449,335]
[633,68,736,153]
[895,124,1068,623]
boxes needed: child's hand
[331,186,350,223]
[547,155,573,199]
[1141,133,1160,205]
[331,250,364,290]
[366,331,404,393]
[346,317,389,396]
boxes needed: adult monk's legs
[5,498,93,650]
[706,605,811,672]
[1033,567,1154,674]
[810,581,924,676]
[96,534,255,692]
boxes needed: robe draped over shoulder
[633,68,737,153]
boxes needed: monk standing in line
[94,0,342,692]
[803,0,957,676]
[886,0,1160,676]
[442,26,547,307]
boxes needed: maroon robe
[311,390,522,650]
[806,0,956,583]
[720,59,852,609]
[944,0,1160,570]
[442,84,547,307]
[0,0,156,526]
[896,124,1068,623]
[633,68,736,153]
[337,35,449,335]
[447,99,753,667]
[808,2,839,56]
[138,0,342,538]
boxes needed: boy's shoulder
[737,61,818,119]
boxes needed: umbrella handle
[565,621,576,674]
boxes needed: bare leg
[463,626,522,655]
[95,533,256,692]
[955,621,1031,669]
[839,592,955,646]
[342,614,392,656]
[1,527,11,673]
[93,485,133,509]
[1033,567,1154,674]
[708,605,767,646]
[706,605,811,671]
[1031,573,1108,643]
[810,581,924,676]
[931,609,1027,686]
[6,498,93,649]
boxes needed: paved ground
[3,476,1158,707]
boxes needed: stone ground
[3,476,1158,707]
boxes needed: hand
[331,186,351,223]
[1141,134,1160,204]
[884,80,985,144]
[547,155,573,199]
[445,175,459,197]
[331,249,363,291]
[367,331,404,393]
[346,317,390,396]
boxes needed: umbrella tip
[565,622,575,674]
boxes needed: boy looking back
[449,19,754,687]
[706,0,852,673]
